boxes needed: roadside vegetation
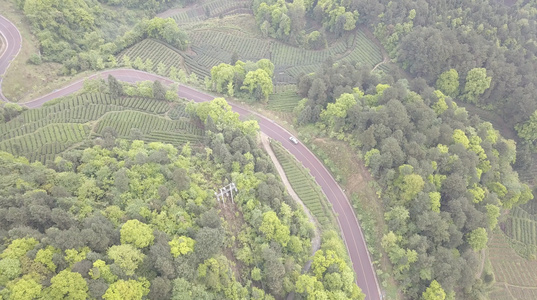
[291,60,531,298]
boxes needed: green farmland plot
[190,30,271,62]
[118,39,185,76]
[202,0,251,18]
[488,232,537,300]
[268,85,302,112]
[0,93,203,163]
[340,30,383,68]
[0,93,170,141]
[506,206,537,246]
[0,123,90,164]
[183,25,383,84]
[120,13,384,84]
[95,110,204,138]
[271,141,335,228]
[168,103,188,120]
[270,38,348,67]
[169,0,251,24]
[520,198,537,215]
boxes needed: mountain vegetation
[0,94,364,299]
[4,0,537,298]
[295,61,531,298]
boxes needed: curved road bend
[0,15,22,102]
[0,16,381,300]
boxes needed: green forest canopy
[0,98,364,300]
[295,61,531,299]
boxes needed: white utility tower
[215,182,238,206]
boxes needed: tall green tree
[103,279,150,300]
[0,258,21,285]
[108,75,123,99]
[241,69,273,101]
[466,228,488,251]
[259,211,291,247]
[107,244,145,276]
[463,68,491,104]
[320,93,357,129]
[256,59,275,77]
[515,110,537,143]
[422,280,446,300]
[436,69,459,97]
[6,276,42,300]
[46,270,88,300]
[153,80,167,100]
[120,219,155,248]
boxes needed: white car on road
[289,136,299,144]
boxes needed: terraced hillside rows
[165,0,251,24]
[505,206,537,246]
[271,141,335,228]
[118,18,384,86]
[187,27,383,84]
[95,110,203,144]
[0,93,204,163]
[190,30,271,63]
[0,123,90,163]
[118,39,184,76]
[340,30,384,68]
[268,85,302,112]
[488,232,537,300]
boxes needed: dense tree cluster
[0,103,27,124]
[0,96,364,299]
[297,63,531,298]
[209,59,274,102]
[294,60,380,125]
[295,231,364,299]
[367,0,537,148]
[253,0,306,45]
[256,0,537,151]
[81,76,178,102]
[18,0,188,75]
[253,0,359,47]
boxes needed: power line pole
[215,182,238,206]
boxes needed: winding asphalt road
[0,14,381,300]
[0,15,22,102]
